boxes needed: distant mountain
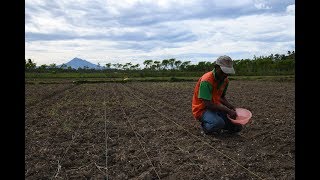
[59,57,103,69]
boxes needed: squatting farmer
[192,55,242,135]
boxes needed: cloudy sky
[25,0,295,66]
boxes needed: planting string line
[167,138,215,179]
[103,86,109,180]
[110,85,161,180]
[110,85,201,176]
[129,116,213,179]
[113,84,210,178]
[120,83,264,180]
[125,83,225,133]
[26,84,92,178]
[118,85,215,179]
[125,83,294,164]
[127,87,264,179]
[51,112,91,179]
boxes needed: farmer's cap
[216,55,235,74]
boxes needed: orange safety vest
[192,71,229,120]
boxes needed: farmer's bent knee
[201,110,225,133]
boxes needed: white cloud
[213,0,253,8]
[254,0,272,10]
[154,13,294,55]
[25,0,295,65]
[286,4,295,15]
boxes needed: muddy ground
[25,80,295,179]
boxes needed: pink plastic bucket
[227,108,252,125]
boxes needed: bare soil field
[25,80,295,179]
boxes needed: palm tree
[174,60,182,70]
[180,61,191,71]
[153,61,161,70]
[60,63,67,69]
[39,64,48,70]
[25,59,36,70]
[49,63,57,69]
[105,63,111,69]
[161,59,169,70]
[131,64,140,70]
[168,58,176,70]
[112,63,123,70]
[143,60,153,69]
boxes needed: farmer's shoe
[227,125,243,134]
[201,127,222,136]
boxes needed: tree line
[25,51,294,76]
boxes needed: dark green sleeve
[222,82,229,97]
[198,81,213,100]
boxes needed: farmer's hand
[228,109,237,119]
[230,105,236,111]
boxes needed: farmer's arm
[220,96,235,111]
[198,81,236,118]
[202,99,232,114]
[219,83,236,110]
[202,99,236,118]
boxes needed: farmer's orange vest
[192,71,229,120]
